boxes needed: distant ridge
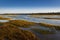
[0,12,60,15]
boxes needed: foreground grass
[39,23,60,30]
[0,20,40,40]
[0,24,39,40]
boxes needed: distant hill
[0,12,60,15]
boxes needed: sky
[0,0,60,13]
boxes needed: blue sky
[0,0,60,13]
[0,0,60,7]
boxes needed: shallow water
[2,15,60,26]
[0,20,9,22]
[1,15,60,40]
[19,25,60,40]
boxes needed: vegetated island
[0,20,59,35]
[0,17,11,20]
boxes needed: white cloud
[0,7,60,14]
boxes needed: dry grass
[44,18,60,20]
[0,23,39,40]
[39,23,60,30]
[0,20,40,40]
[8,20,36,28]
[0,20,36,28]
[0,17,11,20]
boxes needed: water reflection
[2,15,60,26]
[0,20,9,22]
[0,15,60,40]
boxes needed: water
[1,15,60,40]
[0,20,9,22]
[2,15,60,26]
[19,25,59,40]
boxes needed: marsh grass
[31,28,55,34]
[0,22,39,40]
[8,20,36,28]
[39,23,60,30]
[0,17,11,20]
